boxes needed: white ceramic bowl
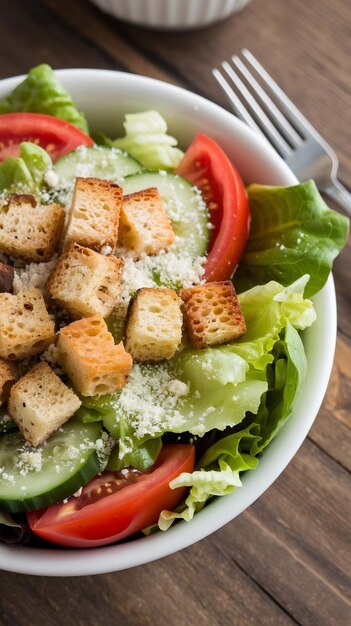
[0,69,336,576]
[89,0,250,30]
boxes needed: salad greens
[0,511,30,544]
[159,321,307,527]
[0,64,89,133]
[0,142,52,195]
[107,437,163,472]
[235,181,349,298]
[158,425,259,530]
[100,110,184,170]
[246,321,307,455]
[79,277,313,455]
[0,64,349,543]
[79,276,315,523]
[76,395,163,471]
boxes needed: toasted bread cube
[57,315,132,396]
[8,362,81,447]
[47,243,123,319]
[0,289,55,360]
[0,261,14,293]
[180,281,246,349]
[125,288,182,362]
[119,188,174,256]
[0,194,64,262]
[0,359,18,406]
[64,178,122,252]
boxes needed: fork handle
[323,179,351,217]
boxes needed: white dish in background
[0,69,336,576]
[89,0,250,30]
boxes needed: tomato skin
[27,444,195,548]
[176,133,250,282]
[0,112,94,161]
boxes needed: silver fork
[213,49,351,216]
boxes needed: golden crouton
[0,194,64,262]
[8,362,81,447]
[0,261,14,293]
[47,243,124,319]
[0,289,55,360]
[63,177,122,252]
[125,287,182,362]
[180,281,246,349]
[0,359,18,406]
[57,315,132,396]
[119,188,174,256]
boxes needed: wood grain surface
[0,0,350,624]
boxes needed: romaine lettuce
[234,180,349,297]
[158,321,307,527]
[243,321,308,454]
[107,437,162,472]
[77,393,162,471]
[111,111,184,170]
[158,424,259,529]
[0,142,52,195]
[232,275,316,369]
[81,277,315,483]
[0,511,30,545]
[0,64,88,133]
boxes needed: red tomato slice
[0,112,94,162]
[177,133,250,282]
[27,444,195,548]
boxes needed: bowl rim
[0,68,337,576]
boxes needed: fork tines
[213,49,315,157]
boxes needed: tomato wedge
[27,444,195,548]
[177,133,250,282]
[0,112,94,161]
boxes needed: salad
[0,65,348,548]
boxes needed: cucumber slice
[0,420,102,513]
[54,145,143,187]
[122,171,209,257]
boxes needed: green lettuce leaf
[158,321,307,529]
[77,393,116,419]
[234,180,349,297]
[243,321,307,455]
[0,511,30,544]
[232,275,316,369]
[74,405,103,424]
[0,142,52,195]
[107,437,162,472]
[0,64,88,132]
[172,351,267,435]
[104,356,266,447]
[77,393,161,470]
[79,277,314,524]
[158,424,259,529]
[112,111,184,170]
[94,278,315,458]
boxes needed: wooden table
[0,1,350,624]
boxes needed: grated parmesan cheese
[16,450,43,474]
[12,257,57,295]
[113,364,186,445]
[113,246,206,321]
[40,344,63,376]
[44,169,60,189]
[167,379,189,397]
